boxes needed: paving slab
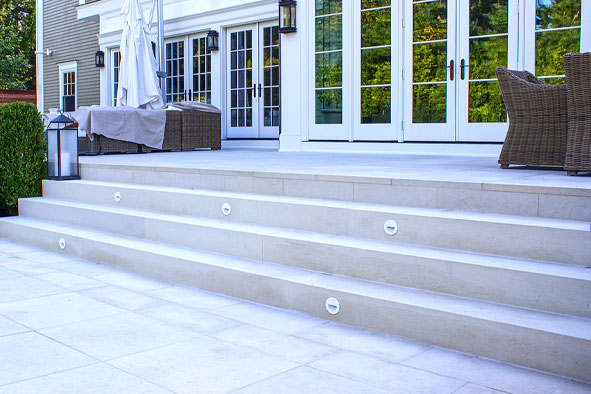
[212,324,337,364]
[40,311,197,361]
[402,347,571,394]
[0,332,95,386]
[109,336,298,394]
[232,366,392,394]
[146,285,243,310]
[0,292,123,329]
[294,322,430,364]
[309,350,466,394]
[0,363,172,394]
[82,285,168,311]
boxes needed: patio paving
[79,150,591,189]
[0,238,589,394]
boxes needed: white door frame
[352,1,400,141]
[456,0,518,142]
[258,21,281,139]
[308,0,352,141]
[403,0,456,142]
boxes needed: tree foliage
[0,0,36,90]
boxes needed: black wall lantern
[279,0,297,33]
[206,30,219,52]
[95,50,105,67]
[46,114,80,180]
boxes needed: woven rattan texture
[181,110,221,151]
[78,136,101,155]
[563,52,591,174]
[496,67,568,168]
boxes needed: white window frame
[109,48,121,106]
[58,61,78,112]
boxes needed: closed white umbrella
[117,0,163,109]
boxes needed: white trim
[301,141,501,157]
[222,139,279,150]
[36,0,44,112]
[58,62,78,112]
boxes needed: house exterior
[36,0,590,152]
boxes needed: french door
[164,34,212,104]
[226,22,280,139]
[404,0,518,142]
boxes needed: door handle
[188,89,192,101]
[253,84,257,98]
[448,59,454,81]
[460,59,469,80]
[258,83,262,98]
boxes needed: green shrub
[0,101,46,216]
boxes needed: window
[315,0,343,124]
[112,50,121,106]
[166,40,186,103]
[534,0,582,84]
[59,62,77,112]
[192,37,212,103]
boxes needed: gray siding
[43,0,100,112]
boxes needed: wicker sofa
[79,108,221,155]
[563,52,591,175]
[495,67,569,169]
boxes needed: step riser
[19,199,591,318]
[42,181,590,266]
[80,164,591,221]
[1,218,589,382]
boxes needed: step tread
[49,180,591,230]
[2,215,590,340]
[22,197,591,282]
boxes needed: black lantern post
[95,50,105,67]
[206,30,219,51]
[279,0,297,33]
[46,114,80,180]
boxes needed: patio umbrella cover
[117,0,163,109]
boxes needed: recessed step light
[222,203,232,216]
[325,297,340,315]
[114,192,122,203]
[58,238,66,250]
[384,219,398,236]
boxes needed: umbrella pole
[157,0,166,104]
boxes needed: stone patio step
[79,160,591,221]
[41,180,590,266]
[0,215,589,382]
[17,197,591,318]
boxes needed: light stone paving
[79,150,591,189]
[0,238,589,394]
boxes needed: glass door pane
[535,0,582,84]
[165,39,186,103]
[456,0,517,142]
[353,0,398,141]
[403,0,455,141]
[191,37,212,103]
[259,24,280,138]
[315,0,343,125]
[226,26,258,138]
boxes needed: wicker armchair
[563,52,591,175]
[496,67,568,168]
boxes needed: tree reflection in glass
[361,1,391,124]
[315,0,343,124]
[412,0,447,124]
[535,0,581,84]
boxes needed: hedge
[0,101,46,216]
